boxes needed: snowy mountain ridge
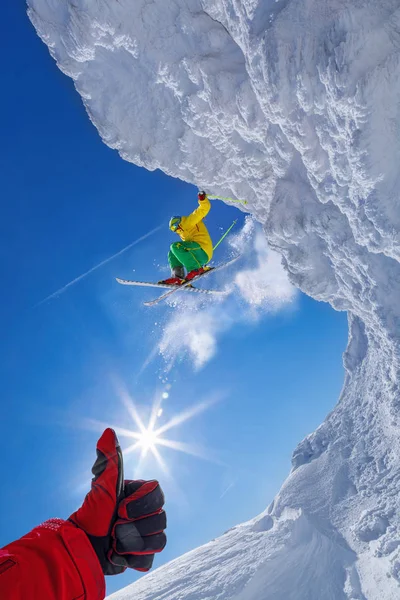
[27,0,400,598]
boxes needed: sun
[82,382,224,479]
[137,427,159,453]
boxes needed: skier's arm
[0,429,167,600]
[184,194,211,229]
[0,519,105,600]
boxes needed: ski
[142,255,240,306]
[116,278,226,297]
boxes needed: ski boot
[185,266,211,281]
[158,266,185,286]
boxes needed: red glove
[198,190,207,201]
[70,429,166,575]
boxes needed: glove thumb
[70,428,124,537]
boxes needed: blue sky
[1,2,348,595]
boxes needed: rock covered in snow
[27,0,400,598]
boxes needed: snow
[27,0,400,598]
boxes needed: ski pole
[208,195,248,206]
[213,219,237,252]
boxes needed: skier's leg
[168,250,185,279]
[182,242,210,280]
[170,242,208,273]
[158,250,185,284]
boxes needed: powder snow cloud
[159,218,297,370]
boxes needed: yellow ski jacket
[176,197,213,261]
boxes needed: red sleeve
[0,519,105,600]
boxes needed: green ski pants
[168,241,209,273]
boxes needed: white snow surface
[27,0,400,598]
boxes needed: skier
[0,428,167,599]
[159,190,213,285]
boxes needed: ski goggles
[169,217,182,232]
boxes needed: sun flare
[82,384,225,480]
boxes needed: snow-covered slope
[27,0,400,598]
